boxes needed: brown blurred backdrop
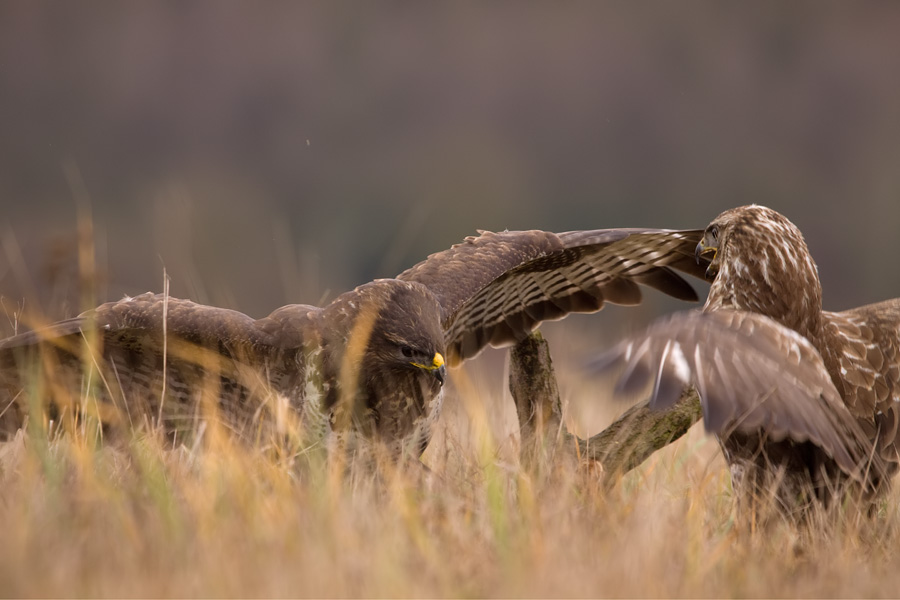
[1,2,899,329]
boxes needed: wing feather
[590,309,875,476]
[824,299,900,416]
[822,298,900,466]
[0,293,315,436]
[399,228,708,364]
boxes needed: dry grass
[2,381,900,598]
[2,222,900,598]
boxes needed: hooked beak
[413,352,446,386]
[695,235,719,279]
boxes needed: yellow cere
[412,352,445,371]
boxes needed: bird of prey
[593,205,900,518]
[0,227,706,457]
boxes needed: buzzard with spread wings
[593,205,900,515]
[0,227,705,456]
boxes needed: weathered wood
[508,331,563,461]
[508,330,702,478]
[575,387,702,477]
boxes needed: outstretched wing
[398,228,708,364]
[0,293,311,363]
[590,309,875,476]
[0,293,315,435]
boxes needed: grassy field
[1,219,898,596]
[2,362,900,599]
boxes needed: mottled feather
[1,227,706,454]
[399,228,705,363]
[593,205,900,513]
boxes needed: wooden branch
[508,330,702,478]
[574,387,702,477]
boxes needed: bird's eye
[400,345,414,358]
[709,226,719,241]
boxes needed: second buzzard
[593,205,900,518]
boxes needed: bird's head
[698,205,823,337]
[326,279,446,431]
[320,279,448,453]
[366,280,447,389]
[695,223,722,280]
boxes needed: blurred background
[1,1,899,330]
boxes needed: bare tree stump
[508,330,703,479]
[508,330,562,463]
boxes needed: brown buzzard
[593,205,900,516]
[0,227,706,456]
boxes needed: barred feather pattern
[592,205,900,516]
[1,227,708,455]
[400,228,706,363]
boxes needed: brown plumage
[0,227,705,456]
[593,205,900,517]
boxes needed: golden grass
[2,386,900,598]
[2,218,900,598]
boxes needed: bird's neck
[704,245,825,342]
